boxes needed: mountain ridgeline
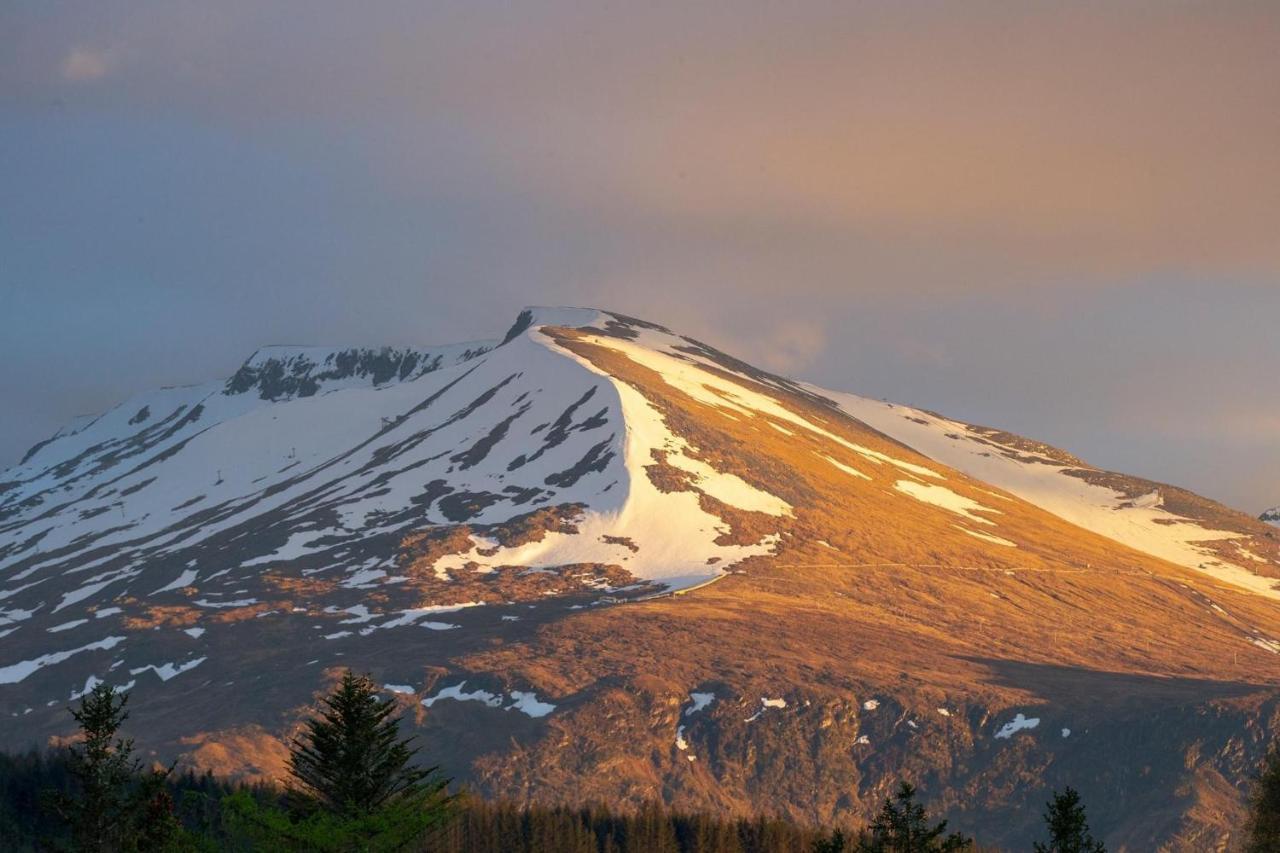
[2,307,1279,850]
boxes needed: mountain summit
[2,308,1278,848]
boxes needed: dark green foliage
[856,782,972,852]
[1245,746,1280,853]
[219,671,453,850]
[0,756,984,853]
[425,800,829,852]
[0,748,76,849]
[46,684,186,852]
[221,786,452,852]
[286,671,448,818]
[3,749,284,852]
[1033,787,1105,853]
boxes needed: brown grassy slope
[545,327,1280,681]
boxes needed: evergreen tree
[856,782,971,852]
[1244,746,1280,853]
[223,671,453,850]
[48,684,183,852]
[287,671,440,817]
[1033,787,1105,853]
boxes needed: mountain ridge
[2,306,1278,849]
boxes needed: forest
[2,673,1274,852]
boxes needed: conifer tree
[1033,787,1105,853]
[1244,746,1280,853]
[856,782,971,852]
[224,671,453,850]
[49,683,182,852]
[286,671,440,817]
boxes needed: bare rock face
[3,307,1280,850]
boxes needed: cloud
[60,47,112,82]
[1,2,1277,512]
[8,2,1280,290]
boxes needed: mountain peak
[3,306,1280,848]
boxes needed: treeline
[1,734,845,851]
[0,755,962,853]
[0,749,837,852]
[0,750,247,850]
[3,672,1277,851]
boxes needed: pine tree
[1244,746,1280,853]
[287,671,440,817]
[224,671,453,850]
[856,782,971,852]
[48,684,182,852]
[1033,787,1105,853]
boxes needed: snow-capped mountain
[1263,507,1280,527]
[2,308,1278,848]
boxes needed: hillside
[2,308,1278,850]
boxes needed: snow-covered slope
[4,305,1277,652]
[0,308,791,614]
[813,388,1280,599]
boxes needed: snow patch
[422,681,556,717]
[70,675,103,700]
[507,691,556,718]
[894,481,1000,526]
[685,692,716,716]
[953,525,1017,547]
[129,657,206,682]
[1252,637,1280,654]
[994,713,1041,739]
[364,603,482,633]
[0,636,126,684]
[151,569,198,595]
[818,454,871,481]
[193,598,258,609]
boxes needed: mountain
[1264,507,1280,527]
[3,307,1279,849]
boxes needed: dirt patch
[122,604,203,629]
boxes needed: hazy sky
[2,1,1277,512]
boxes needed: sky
[1,0,1277,513]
